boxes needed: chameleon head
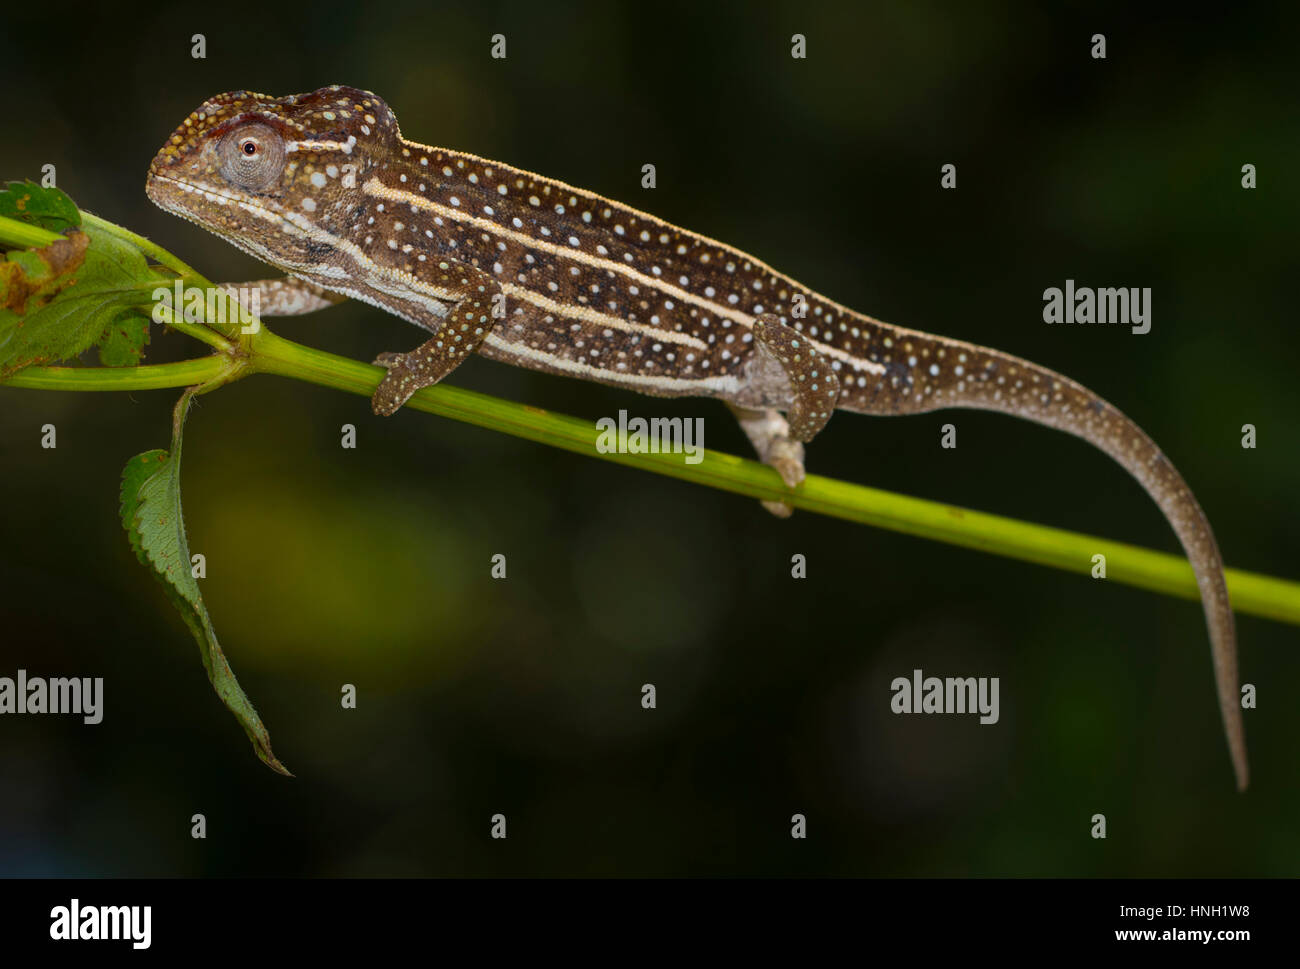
[145,85,399,266]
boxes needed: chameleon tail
[836,324,1248,789]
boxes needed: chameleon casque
[145,85,1247,789]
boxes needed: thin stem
[151,301,237,352]
[0,218,61,249]
[248,328,1300,626]
[2,357,229,391]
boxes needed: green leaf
[0,223,162,378]
[0,180,82,232]
[97,310,151,366]
[120,393,289,775]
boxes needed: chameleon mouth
[145,172,283,224]
[145,172,300,238]
[144,172,306,271]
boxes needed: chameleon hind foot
[750,313,840,443]
[727,404,805,518]
[729,314,841,516]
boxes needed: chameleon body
[145,86,1247,789]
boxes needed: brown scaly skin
[146,86,1247,789]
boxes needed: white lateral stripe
[364,178,705,349]
[484,334,739,394]
[363,178,755,322]
[364,177,884,376]
[499,284,707,350]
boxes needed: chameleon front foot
[371,340,469,416]
[371,291,498,415]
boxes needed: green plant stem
[248,329,1299,626]
[0,219,60,249]
[150,302,236,352]
[3,356,229,390]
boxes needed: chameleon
[144,85,1248,789]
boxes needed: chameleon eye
[220,123,286,192]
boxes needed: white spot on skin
[310,172,326,188]
[301,198,317,212]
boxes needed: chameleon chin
[145,84,1248,790]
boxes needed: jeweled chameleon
[145,85,1247,788]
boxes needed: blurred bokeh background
[0,1,1296,876]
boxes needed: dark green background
[1,1,1296,876]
